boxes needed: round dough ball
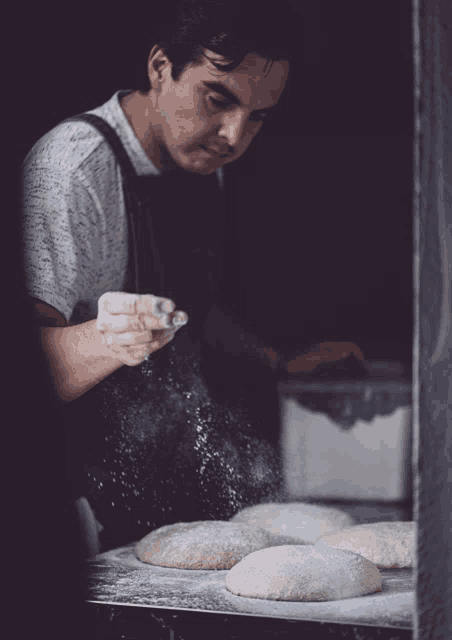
[135,520,274,570]
[225,545,382,601]
[315,521,415,568]
[230,502,355,544]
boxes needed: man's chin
[161,144,226,176]
[186,163,218,175]
[176,154,219,175]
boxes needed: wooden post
[413,1,452,638]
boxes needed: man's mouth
[199,144,216,156]
[199,144,230,159]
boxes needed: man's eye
[209,97,267,123]
[210,97,230,109]
[250,112,268,123]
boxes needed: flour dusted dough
[135,521,274,570]
[315,521,415,568]
[230,502,355,544]
[225,545,382,601]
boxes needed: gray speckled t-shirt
[21,90,224,325]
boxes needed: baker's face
[146,46,289,174]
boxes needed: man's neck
[120,91,165,170]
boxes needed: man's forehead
[201,48,284,80]
[190,49,289,107]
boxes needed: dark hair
[142,0,303,86]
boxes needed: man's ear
[148,46,171,87]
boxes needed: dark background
[15,0,414,367]
[233,0,413,366]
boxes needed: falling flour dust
[81,333,286,549]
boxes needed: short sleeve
[21,158,105,324]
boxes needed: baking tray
[86,543,413,631]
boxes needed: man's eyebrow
[202,82,277,112]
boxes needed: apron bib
[62,113,283,550]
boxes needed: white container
[280,378,412,501]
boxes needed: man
[21,0,362,552]
[23,6,294,400]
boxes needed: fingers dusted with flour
[37,292,188,402]
[96,292,188,366]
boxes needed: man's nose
[218,112,250,149]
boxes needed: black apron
[62,113,283,550]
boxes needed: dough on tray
[225,544,382,601]
[135,520,274,570]
[315,521,415,568]
[230,502,355,544]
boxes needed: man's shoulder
[23,95,121,177]
[24,119,112,177]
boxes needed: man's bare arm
[39,316,124,402]
[34,294,188,403]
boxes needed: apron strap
[63,113,160,295]
[64,113,137,177]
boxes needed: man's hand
[97,292,188,366]
[286,342,365,374]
